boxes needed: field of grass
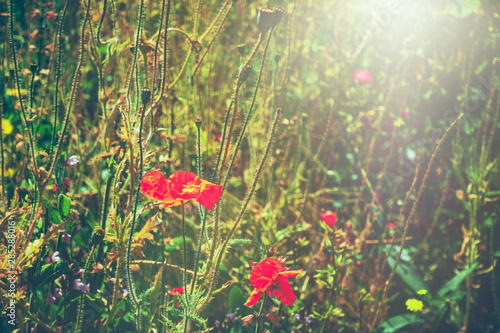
[1,0,500,332]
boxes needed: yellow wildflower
[2,119,13,135]
[417,289,427,295]
[406,298,424,312]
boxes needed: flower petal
[169,171,202,200]
[197,180,223,210]
[140,171,172,202]
[269,274,297,306]
[249,258,281,290]
[280,269,303,278]
[321,211,337,228]
[244,289,261,307]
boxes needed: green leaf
[386,246,431,302]
[437,262,478,302]
[376,314,424,333]
[34,261,70,289]
[84,209,99,229]
[229,286,247,313]
[58,194,71,218]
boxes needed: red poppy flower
[140,171,223,210]
[170,286,186,296]
[321,210,337,228]
[353,69,372,82]
[245,257,303,307]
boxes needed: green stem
[203,108,281,309]
[222,29,273,190]
[181,202,189,332]
[255,293,267,333]
[191,122,206,295]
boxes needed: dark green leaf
[34,261,70,289]
[58,194,71,218]
[376,314,424,333]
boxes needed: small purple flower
[63,155,80,167]
[45,251,61,264]
[294,313,301,321]
[45,292,56,304]
[62,230,71,243]
[225,313,235,323]
[73,279,90,294]
[122,288,129,297]
[54,288,63,298]
[305,316,312,324]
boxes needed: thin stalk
[0,97,5,210]
[191,122,206,295]
[192,0,233,76]
[218,33,264,182]
[153,0,172,108]
[203,108,281,309]
[96,0,108,45]
[222,29,273,190]
[255,293,267,333]
[320,241,337,333]
[126,92,148,331]
[370,113,463,332]
[8,0,39,181]
[49,1,68,163]
[181,202,189,333]
[43,0,92,189]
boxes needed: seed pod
[239,64,252,83]
[141,88,152,107]
[91,226,105,246]
[257,6,284,34]
[195,118,202,130]
[30,62,38,73]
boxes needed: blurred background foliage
[1,0,500,332]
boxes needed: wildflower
[46,10,56,21]
[45,292,56,304]
[54,288,63,298]
[170,286,187,296]
[53,183,59,193]
[140,171,223,210]
[73,279,90,294]
[244,257,303,307]
[400,110,411,117]
[45,251,61,264]
[1,118,13,135]
[62,155,80,167]
[387,222,395,229]
[61,230,71,243]
[405,298,424,312]
[241,314,255,326]
[62,178,71,192]
[353,69,372,82]
[321,210,337,228]
[417,289,427,295]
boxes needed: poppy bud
[30,62,38,73]
[239,64,252,83]
[141,88,151,107]
[91,226,105,245]
[195,118,202,129]
[257,7,284,34]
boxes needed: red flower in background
[353,69,372,82]
[321,210,337,228]
[140,171,223,210]
[170,286,186,296]
[245,257,303,307]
